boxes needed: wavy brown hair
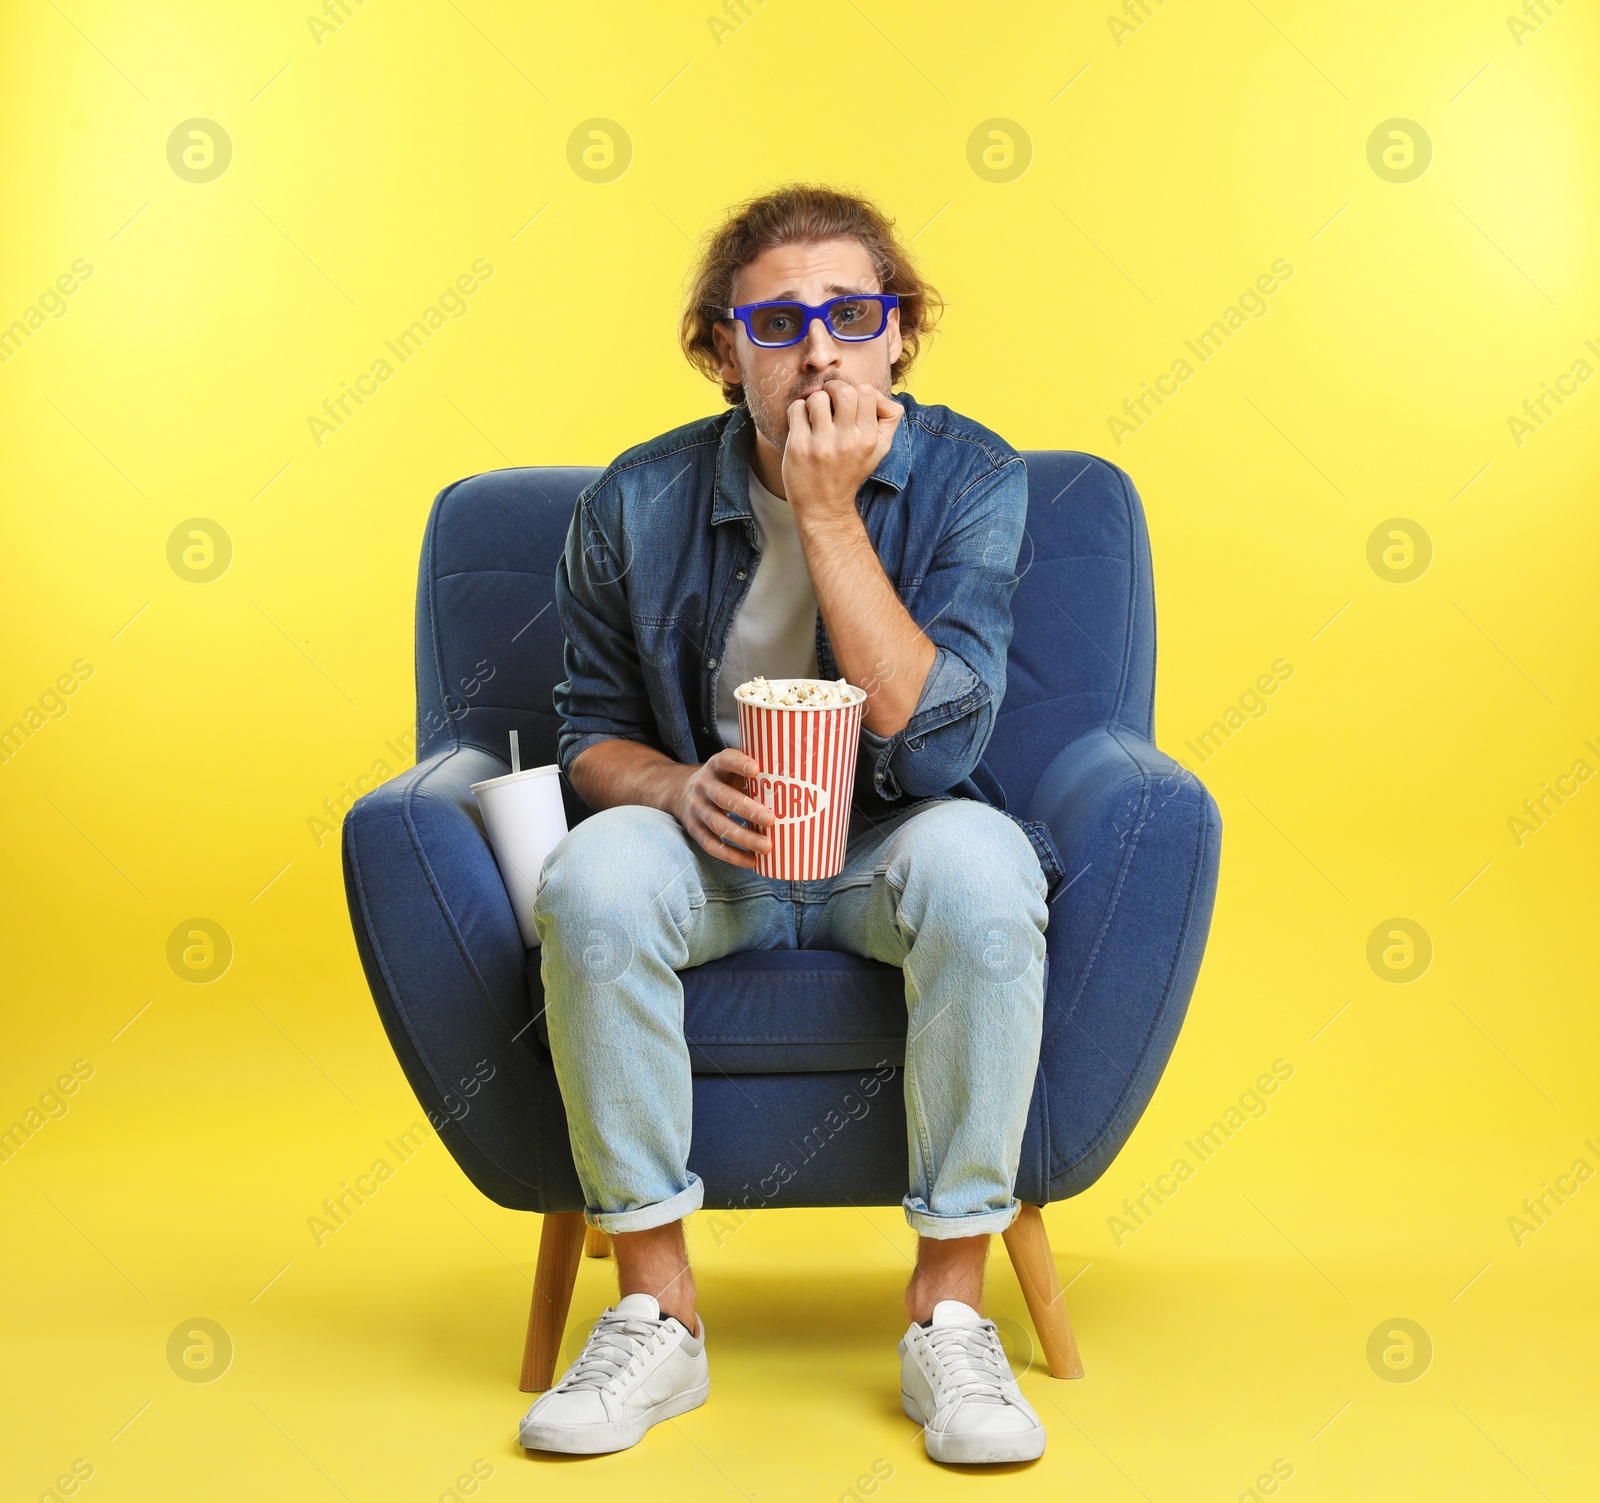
[679,183,943,408]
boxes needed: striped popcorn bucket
[736,679,867,881]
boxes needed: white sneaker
[519,1293,709,1455]
[899,1300,1047,1464]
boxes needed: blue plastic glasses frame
[717,293,899,348]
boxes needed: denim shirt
[551,391,1067,896]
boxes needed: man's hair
[679,182,943,408]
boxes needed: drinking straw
[510,729,521,774]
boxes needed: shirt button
[736,570,747,580]
[706,657,717,668]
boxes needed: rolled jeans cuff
[903,1194,1021,1240]
[585,1172,704,1235]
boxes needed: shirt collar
[712,390,916,526]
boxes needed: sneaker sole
[520,1380,710,1455]
[901,1390,1047,1465]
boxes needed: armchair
[341,450,1222,1389]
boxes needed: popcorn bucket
[736,678,867,881]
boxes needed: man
[520,184,1065,1466]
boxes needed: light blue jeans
[531,796,1049,1239]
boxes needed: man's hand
[567,740,775,869]
[670,748,775,870]
[770,377,933,739]
[782,379,903,526]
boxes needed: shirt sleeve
[552,478,664,780]
[859,457,1028,802]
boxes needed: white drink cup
[470,763,568,948]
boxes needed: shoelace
[557,1311,666,1392]
[921,1322,1019,1407]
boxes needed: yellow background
[2,0,1596,1498]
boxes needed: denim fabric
[549,394,1067,895]
[531,796,1049,1238]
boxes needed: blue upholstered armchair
[341,451,1222,1390]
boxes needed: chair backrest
[415,451,1155,820]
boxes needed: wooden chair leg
[520,1211,586,1392]
[584,1225,612,1258]
[1001,1203,1084,1379]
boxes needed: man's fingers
[701,805,769,858]
[876,394,903,443]
[706,829,757,864]
[703,754,774,833]
[826,378,859,430]
[700,790,771,847]
[724,813,771,852]
[715,795,774,832]
[697,812,746,855]
[699,828,758,869]
[853,383,880,442]
[712,748,760,780]
[785,398,815,450]
[871,391,903,462]
[804,388,835,434]
[708,779,773,828]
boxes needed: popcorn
[735,675,859,709]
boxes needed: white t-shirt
[715,465,820,747]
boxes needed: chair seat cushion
[527,948,909,1073]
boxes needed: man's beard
[739,354,892,451]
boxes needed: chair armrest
[1021,726,1223,1201]
[1026,725,1212,874]
[341,744,576,1212]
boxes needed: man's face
[712,237,904,451]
